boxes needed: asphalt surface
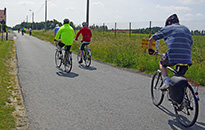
[14,31,205,130]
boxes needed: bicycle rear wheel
[151,70,164,106]
[64,54,72,73]
[174,85,199,127]
[84,51,91,67]
[55,50,62,68]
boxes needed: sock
[164,76,169,85]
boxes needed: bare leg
[57,45,62,52]
[160,63,169,89]
[160,63,168,77]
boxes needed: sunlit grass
[0,40,15,129]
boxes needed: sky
[1,0,205,30]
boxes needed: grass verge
[0,39,28,130]
[0,40,15,129]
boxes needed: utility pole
[32,12,34,29]
[149,21,152,37]
[45,0,47,32]
[129,22,131,38]
[86,0,89,27]
[29,9,34,29]
[26,15,28,28]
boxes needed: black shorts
[160,55,176,67]
[160,55,189,76]
[58,41,71,52]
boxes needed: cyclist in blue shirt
[148,14,193,90]
[54,24,60,36]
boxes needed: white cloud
[179,0,205,4]
[48,1,57,8]
[196,13,203,17]
[184,13,194,17]
[65,7,75,12]
[92,1,104,7]
[156,5,191,12]
[18,0,35,6]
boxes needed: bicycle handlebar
[154,51,164,56]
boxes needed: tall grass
[32,30,205,86]
[0,40,15,129]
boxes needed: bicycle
[77,41,91,67]
[151,52,199,128]
[55,43,72,73]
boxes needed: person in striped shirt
[148,14,193,90]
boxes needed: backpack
[169,75,188,104]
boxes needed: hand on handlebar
[148,49,156,55]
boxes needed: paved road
[14,31,205,130]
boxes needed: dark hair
[165,14,179,26]
[63,19,69,24]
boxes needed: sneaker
[79,59,83,64]
[160,84,169,90]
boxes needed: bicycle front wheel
[174,85,199,127]
[151,70,164,106]
[64,54,72,73]
[55,50,62,68]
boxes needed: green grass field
[32,30,205,86]
[0,40,15,129]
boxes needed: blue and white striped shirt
[152,23,193,65]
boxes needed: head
[165,14,179,26]
[63,19,70,24]
[56,24,59,27]
[82,22,87,27]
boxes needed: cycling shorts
[80,41,90,50]
[58,41,71,52]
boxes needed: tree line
[11,19,205,35]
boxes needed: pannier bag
[169,75,188,104]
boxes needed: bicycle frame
[151,51,199,127]
[55,42,72,73]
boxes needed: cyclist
[29,27,32,36]
[21,27,24,35]
[75,22,92,63]
[148,14,193,90]
[18,27,20,33]
[54,19,75,58]
[54,24,60,36]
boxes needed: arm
[55,27,62,40]
[148,37,155,49]
[90,29,92,38]
[148,37,156,55]
[75,29,82,39]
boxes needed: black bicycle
[77,42,91,67]
[55,44,72,73]
[151,52,199,128]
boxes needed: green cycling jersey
[55,24,75,45]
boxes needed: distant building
[0,8,6,24]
